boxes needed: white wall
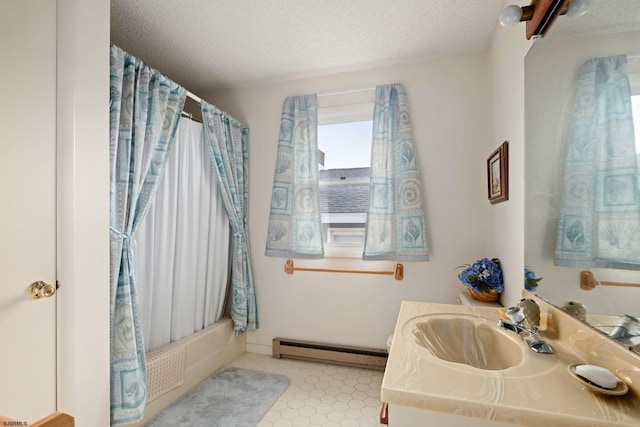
[525,30,640,315]
[206,54,493,353]
[57,1,111,425]
[486,1,533,309]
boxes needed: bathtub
[130,318,246,426]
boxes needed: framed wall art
[487,141,509,204]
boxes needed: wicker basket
[467,288,500,303]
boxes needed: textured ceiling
[110,0,507,92]
[550,0,640,38]
[110,1,640,93]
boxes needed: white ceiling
[110,1,640,94]
[110,0,508,92]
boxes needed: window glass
[318,120,372,254]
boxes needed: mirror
[525,0,640,353]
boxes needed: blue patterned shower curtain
[265,95,324,258]
[363,84,429,261]
[200,101,258,334]
[555,55,640,270]
[109,44,186,425]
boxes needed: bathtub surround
[143,367,288,427]
[145,342,186,402]
[130,319,245,426]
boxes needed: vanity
[381,295,640,426]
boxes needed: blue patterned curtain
[200,101,258,334]
[109,44,186,425]
[555,55,640,270]
[363,83,429,261]
[265,95,324,258]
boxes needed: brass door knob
[27,281,56,299]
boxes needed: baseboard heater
[273,337,388,370]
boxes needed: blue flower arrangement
[458,258,504,294]
[524,267,542,291]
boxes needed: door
[0,0,58,422]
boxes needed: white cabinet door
[0,0,57,422]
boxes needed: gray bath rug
[143,367,290,427]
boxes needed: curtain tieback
[110,226,137,277]
[233,229,246,240]
[110,226,131,241]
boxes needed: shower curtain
[111,44,256,424]
[201,100,258,334]
[135,118,230,352]
[109,44,186,425]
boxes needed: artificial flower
[524,267,542,291]
[458,258,504,294]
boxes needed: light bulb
[566,0,590,17]
[499,5,524,28]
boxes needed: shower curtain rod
[186,90,201,102]
[185,89,249,129]
[181,110,203,123]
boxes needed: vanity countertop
[381,300,640,427]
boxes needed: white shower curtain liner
[136,118,230,352]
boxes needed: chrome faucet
[497,304,553,354]
[497,318,537,335]
[609,314,640,349]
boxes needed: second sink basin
[409,313,524,370]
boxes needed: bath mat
[143,367,289,427]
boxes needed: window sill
[323,244,363,259]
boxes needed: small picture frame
[487,141,509,204]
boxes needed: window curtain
[109,44,186,425]
[265,95,324,258]
[555,55,640,270]
[200,101,258,334]
[135,118,230,352]
[363,83,429,261]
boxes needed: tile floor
[229,352,386,427]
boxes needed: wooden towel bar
[580,270,640,290]
[284,259,404,281]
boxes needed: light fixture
[499,0,590,40]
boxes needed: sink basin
[409,314,524,370]
[383,301,640,426]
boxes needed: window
[317,90,374,257]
